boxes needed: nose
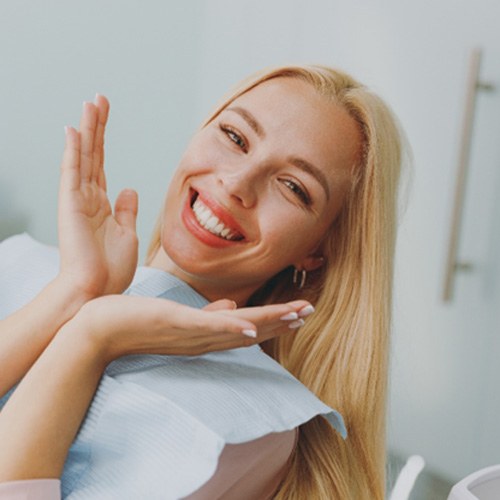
[217,164,260,208]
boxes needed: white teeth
[206,216,218,230]
[192,197,240,241]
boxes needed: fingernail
[288,319,305,329]
[95,93,100,101]
[280,312,299,321]
[298,305,315,317]
[242,329,257,338]
[64,125,69,135]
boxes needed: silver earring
[293,268,307,289]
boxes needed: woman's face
[151,77,362,303]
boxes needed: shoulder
[186,428,298,500]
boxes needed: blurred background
[1,1,499,498]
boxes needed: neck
[147,248,260,306]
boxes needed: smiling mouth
[190,193,244,241]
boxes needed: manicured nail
[298,305,315,317]
[280,312,299,321]
[242,329,257,338]
[64,125,69,135]
[288,319,305,329]
[95,93,100,102]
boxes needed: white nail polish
[288,319,305,329]
[298,305,315,317]
[280,312,299,321]
[242,329,257,338]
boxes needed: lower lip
[181,196,243,248]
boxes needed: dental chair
[448,465,500,500]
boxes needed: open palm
[58,96,139,298]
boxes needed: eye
[219,124,248,153]
[280,179,311,205]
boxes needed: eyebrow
[226,106,265,138]
[226,105,330,201]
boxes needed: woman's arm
[0,96,138,397]
[0,293,312,482]
[0,278,92,398]
[0,315,105,481]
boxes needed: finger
[279,300,315,318]
[203,299,237,312]
[79,101,98,182]
[218,301,314,338]
[227,301,311,324]
[59,127,81,192]
[114,189,138,231]
[297,303,315,317]
[92,94,110,185]
[184,308,257,339]
[284,300,313,310]
[98,163,107,191]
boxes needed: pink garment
[185,429,297,500]
[0,429,297,500]
[0,479,61,500]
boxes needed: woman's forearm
[0,277,90,398]
[0,315,105,481]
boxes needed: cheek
[163,171,184,211]
[258,204,319,252]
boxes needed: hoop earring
[293,268,307,289]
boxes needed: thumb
[203,299,237,312]
[115,189,138,231]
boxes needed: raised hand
[0,97,140,396]
[72,295,314,363]
[58,95,139,298]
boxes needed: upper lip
[190,188,247,240]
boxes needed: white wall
[0,0,205,258]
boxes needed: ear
[296,255,325,272]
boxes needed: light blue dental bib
[0,235,346,500]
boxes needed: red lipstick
[181,189,246,248]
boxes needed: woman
[0,64,403,499]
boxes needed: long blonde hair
[147,65,403,499]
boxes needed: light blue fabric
[0,234,346,500]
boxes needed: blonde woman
[0,64,403,499]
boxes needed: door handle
[443,48,495,302]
